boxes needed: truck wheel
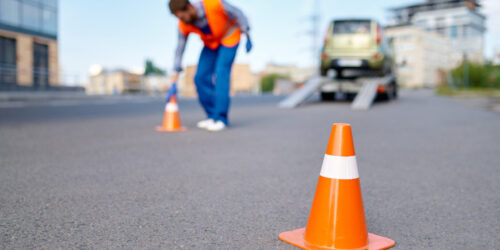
[377,68,386,77]
[346,93,357,101]
[376,93,389,101]
[392,80,398,99]
[320,92,336,101]
[320,67,328,76]
[336,69,344,79]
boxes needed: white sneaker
[197,119,214,129]
[206,120,226,132]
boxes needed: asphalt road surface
[1,90,499,249]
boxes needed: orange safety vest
[178,0,241,49]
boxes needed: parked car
[320,19,393,78]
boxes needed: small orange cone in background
[156,95,187,132]
[279,123,394,250]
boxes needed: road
[1,90,499,249]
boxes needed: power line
[311,0,321,67]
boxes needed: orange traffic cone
[279,123,394,250]
[155,95,187,132]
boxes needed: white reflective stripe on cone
[165,103,179,112]
[320,155,359,180]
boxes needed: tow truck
[278,72,397,110]
[279,18,398,110]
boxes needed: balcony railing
[0,64,83,91]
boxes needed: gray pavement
[0,90,499,249]
[0,91,89,102]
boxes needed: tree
[144,59,166,76]
[450,61,500,88]
[260,74,288,93]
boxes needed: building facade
[390,0,486,64]
[386,26,452,88]
[494,47,500,66]
[260,63,316,84]
[179,64,259,97]
[0,0,58,90]
[86,69,144,95]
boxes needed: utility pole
[463,53,469,88]
[310,0,321,67]
[297,0,321,69]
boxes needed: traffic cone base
[155,96,187,133]
[279,228,395,250]
[279,123,394,250]
[155,126,187,132]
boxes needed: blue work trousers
[194,44,239,125]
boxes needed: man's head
[169,0,198,24]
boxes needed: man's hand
[166,83,178,103]
[171,73,179,84]
[165,73,179,102]
[246,34,253,53]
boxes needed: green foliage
[436,86,455,96]
[436,86,500,98]
[144,59,166,76]
[260,74,288,93]
[450,61,500,89]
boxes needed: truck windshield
[333,21,371,34]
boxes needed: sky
[59,0,500,85]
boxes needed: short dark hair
[169,0,190,13]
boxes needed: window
[0,0,20,26]
[398,34,412,41]
[415,19,427,28]
[33,42,49,88]
[41,8,57,34]
[0,0,58,37]
[21,2,41,30]
[0,36,17,85]
[333,20,371,34]
[42,0,57,8]
[435,17,446,28]
[453,15,467,22]
[450,26,457,38]
[395,44,414,52]
[0,36,17,66]
[436,27,446,37]
[462,25,468,38]
[24,0,42,4]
